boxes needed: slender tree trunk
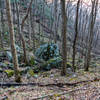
[30,7,35,52]
[60,0,67,76]
[72,0,80,72]
[54,0,58,43]
[0,0,4,49]
[84,0,98,71]
[6,0,21,82]
[15,0,27,64]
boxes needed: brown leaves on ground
[0,68,100,100]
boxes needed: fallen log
[32,88,88,100]
[0,78,99,87]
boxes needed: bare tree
[72,0,80,72]
[6,0,21,82]
[0,0,4,49]
[84,0,98,71]
[54,0,58,43]
[60,0,67,76]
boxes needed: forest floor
[0,67,100,100]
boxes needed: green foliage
[29,57,35,66]
[66,62,72,68]
[4,70,14,77]
[35,43,60,61]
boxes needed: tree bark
[6,0,21,82]
[72,0,80,72]
[15,0,27,64]
[60,0,67,76]
[84,0,98,71]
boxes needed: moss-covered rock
[4,70,14,77]
[41,57,62,70]
[40,57,72,71]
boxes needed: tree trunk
[72,0,80,72]
[0,0,4,49]
[15,0,27,64]
[60,0,67,76]
[6,0,21,82]
[84,0,98,71]
[54,0,58,43]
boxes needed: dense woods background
[0,0,100,99]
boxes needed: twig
[21,0,33,30]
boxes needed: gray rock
[6,51,12,62]
[66,68,73,75]
[72,73,77,77]
[50,74,54,78]
[34,74,38,78]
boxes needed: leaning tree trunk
[6,0,21,82]
[60,0,67,76]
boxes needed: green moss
[28,69,34,76]
[66,62,72,68]
[4,70,14,77]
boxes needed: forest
[0,0,100,99]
